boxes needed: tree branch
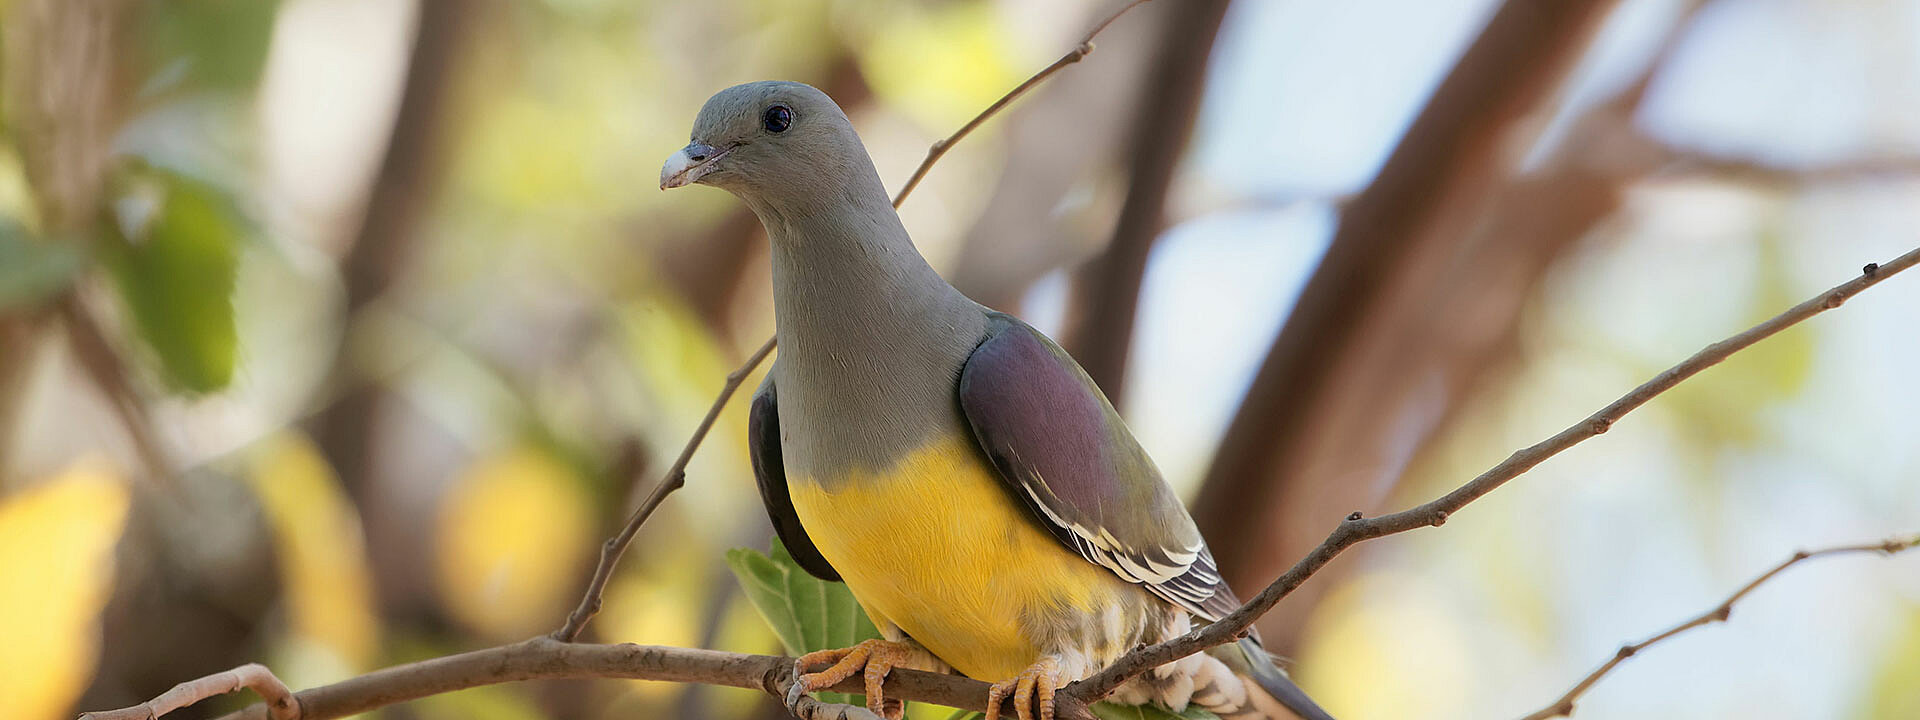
[1519,534,1920,720]
[82,663,299,720]
[206,638,1009,720]
[553,335,777,641]
[1067,246,1920,702]
[120,534,1920,720]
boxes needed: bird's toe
[984,657,1060,720]
[788,639,914,717]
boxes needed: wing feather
[958,313,1234,622]
[749,377,841,581]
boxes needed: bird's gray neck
[753,187,986,476]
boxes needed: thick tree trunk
[1192,0,1625,653]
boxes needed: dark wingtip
[1238,638,1338,720]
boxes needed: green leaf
[101,166,242,392]
[137,0,282,94]
[0,218,82,309]
[1089,702,1218,720]
[726,538,881,708]
[939,702,1214,720]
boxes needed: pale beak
[660,142,727,189]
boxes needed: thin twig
[551,0,1157,644]
[1519,534,1920,720]
[204,638,1016,720]
[553,336,777,641]
[1067,245,1920,703]
[83,663,300,720]
[888,0,1154,209]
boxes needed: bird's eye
[763,105,792,133]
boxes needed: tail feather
[1188,638,1335,720]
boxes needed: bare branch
[82,663,300,720]
[888,0,1154,209]
[1519,534,1920,720]
[553,336,777,641]
[1068,246,1920,702]
[205,638,1009,720]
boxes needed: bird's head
[659,81,869,206]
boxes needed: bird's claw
[787,639,915,720]
[984,657,1061,720]
[784,669,807,707]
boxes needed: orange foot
[786,638,916,720]
[984,657,1061,720]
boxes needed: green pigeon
[660,81,1335,720]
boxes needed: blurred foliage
[437,446,595,641]
[135,0,282,95]
[859,1,1021,128]
[0,217,81,310]
[245,434,379,673]
[100,164,245,392]
[1294,572,1471,720]
[1864,604,1920,720]
[0,463,129,720]
[1661,230,1815,454]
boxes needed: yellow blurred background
[1,1,1918,719]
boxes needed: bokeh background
[2,0,1918,719]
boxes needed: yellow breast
[786,433,1136,681]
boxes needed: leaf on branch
[101,164,244,392]
[727,538,880,708]
[0,217,83,310]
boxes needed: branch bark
[82,663,299,720]
[206,639,1009,720]
[1063,0,1228,406]
[1067,246,1920,702]
[1519,535,1920,720]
